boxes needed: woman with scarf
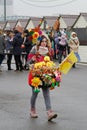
[69,32,80,68]
[28,35,57,121]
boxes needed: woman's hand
[36,51,40,55]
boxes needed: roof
[16,19,30,28]
[72,13,87,28]
[80,12,87,21]
[4,20,17,30]
[59,14,78,28]
[30,17,42,27]
[44,16,58,27]
[0,21,6,29]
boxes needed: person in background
[21,30,32,70]
[5,30,14,70]
[0,30,5,72]
[28,35,57,121]
[66,28,72,54]
[54,31,60,60]
[69,31,80,68]
[47,30,55,60]
[13,30,23,71]
[57,30,67,63]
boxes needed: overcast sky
[13,0,87,17]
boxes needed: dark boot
[7,63,12,70]
[72,63,76,68]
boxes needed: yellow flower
[44,56,50,62]
[31,77,41,88]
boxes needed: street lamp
[4,0,6,21]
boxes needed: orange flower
[32,32,39,39]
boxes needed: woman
[28,35,57,121]
[69,32,80,68]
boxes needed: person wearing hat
[69,32,80,68]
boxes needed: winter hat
[71,32,77,36]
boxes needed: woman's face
[41,38,47,47]
[72,33,76,38]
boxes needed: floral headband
[28,27,43,44]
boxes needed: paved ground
[0,63,87,130]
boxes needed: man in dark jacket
[5,30,14,70]
[13,30,23,71]
[0,31,5,71]
[21,30,32,70]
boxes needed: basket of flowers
[28,56,62,93]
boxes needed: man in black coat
[0,31,5,71]
[13,30,23,71]
[21,30,32,70]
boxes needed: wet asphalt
[0,63,87,130]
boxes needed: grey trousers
[30,87,52,111]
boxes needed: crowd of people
[0,28,80,72]
[47,28,80,67]
[0,29,32,72]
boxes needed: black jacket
[13,33,23,55]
